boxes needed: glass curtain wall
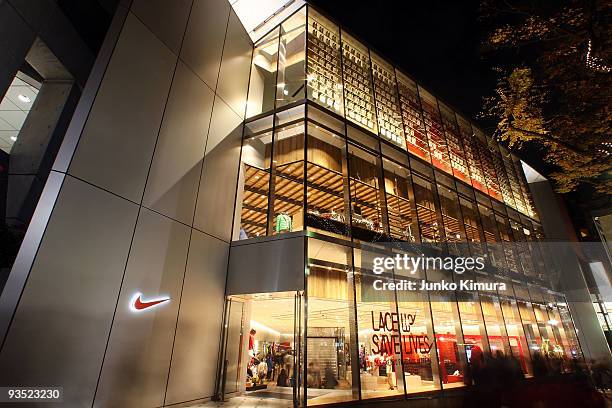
[233,7,583,404]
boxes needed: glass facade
[232,5,583,405]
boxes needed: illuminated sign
[129,292,170,312]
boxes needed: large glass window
[307,9,343,115]
[354,264,404,399]
[418,88,451,174]
[306,121,349,237]
[348,144,385,241]
[276,9,306,108]
[235,116,273,239]
[439,103,470,184]
[271,121,305,235]
[457,115,487,194]
[459,197,484,256]
[474,128,502,202]
[430,293,467,388]
[396,290,441,394]
[383,157,416,241]
[341,33,376,133]
[396,71,430,162]
[500,295,533,375]
[457,292,489,375]
[413,175,442,244]
[307,239,357,405]
[371,53,404,149]
[247,29,280,118]
[437,183,466,250]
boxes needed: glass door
[220,292,303,407]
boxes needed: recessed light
[18,94,31,103]
[10,136,17,141]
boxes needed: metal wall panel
[131,0,193,54]
[94,208,190,408]
[193,101,242,242]
[180,0,230,90]
[0,175,139,407]
[165,230,229,404]
[227,235,305,295]
[216,9,252,117]
[68,13,176,203]
[143,61,214,225]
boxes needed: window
[348,144,385,241]
[307,239,357,405]
[383,158,416,241]
[397,71,430,162]
[246,29,280,118]
[306,122,349,237]
[439,103,470,184]
[271,121,305,235]
[413,175,441,244]
[235,116,273,239]
[277,8,306,108]
[418,88,451,174]
[307,9,343,115]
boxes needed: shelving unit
[439,105,470,184]
[307,14,343,115]
[240,165,271,237]
[419,91,451,174]
[341,35,377,133]
[371,55,405,149]
[396,73,430,161]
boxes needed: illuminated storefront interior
[226,5,583,405]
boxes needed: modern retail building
[0,1,609,407]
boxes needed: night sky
[310,0,496,127]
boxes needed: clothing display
[275,213,292,233]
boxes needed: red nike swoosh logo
[130,292,170,312]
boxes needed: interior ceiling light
[18,94,31,103]
[10,136,17,141]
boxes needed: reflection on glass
[500,297,533,375]
[247,29,280,118]
[236,116,273,239]
[277,9,306,108]
[306,123,349,237]
[271,122,305,235]
[474,128,502,202]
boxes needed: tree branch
[506,124,595,158]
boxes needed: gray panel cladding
[227,236,305,295]
[216,9,252,117]
[165,230,229,404]
[68,13,176,203]
[131,0,193,54]
[194,97,243,242]
[180,0,230,90]
[142,61,215,225]
[0,175,139,407]
[94,208,191,408]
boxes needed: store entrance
[221,291,304,407]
